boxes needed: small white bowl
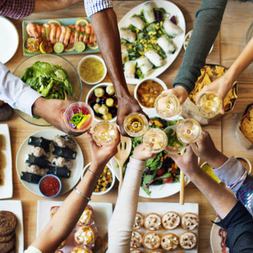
[184,30,214,55]
[81,162,116,195]
[78,55,107,85]
[235,156,252,175]
[85,82,117,122]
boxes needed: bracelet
[87,167,100,180]
[74,187,91,202]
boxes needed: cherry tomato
[156,168,165,177]
[163,177,173,184]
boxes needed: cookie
[130,231,143,248]
[161,233,179,251]
[162,211,181,229]
[133,212,144,230]
[0,211,17,236]
[0,232,14,243]
[181,212,199,231]
[77,205,94,226]
[144,213,161,231]
[179,232,197,249]
[143,232,161,250]
[0,236,15,253]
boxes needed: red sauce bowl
[39,175,62,198]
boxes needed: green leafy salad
[21,61,73,99]
[132,118,184,195]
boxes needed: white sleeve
[108,157,145,253]
[0,63,41,116]
[24,246,42,253]
[84,0,113,17]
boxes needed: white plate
[37,200,113,252]
[0,17,19,64]
[210,219,230,253]
[119,0,186,85]
[0,124,13,199]
[0,200,24,252]
[137,202,199,252]
[110,157,189,199]
[16,129,84,197]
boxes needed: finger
[190,143,199,155]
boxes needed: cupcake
[161,233,179,251]
[162,211,181,230]
[144,213,161,231]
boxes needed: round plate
[0,17,19,64]
[119,0,186,85]
[16,129,84,197]
[210,218,230,253]
[13,54,82,126]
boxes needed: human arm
[26,131,120,253]
[108,144,153,253]
[84,0,143,134]
[171,0,228,103]
[190,130,253,215]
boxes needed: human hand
[164,86,189,104]
[85,129,120,169]
[190,131,228,168]
[116,95,147,136]
[169,146,199,177]
[33,97,85,136]
[196,73,234,114]
[132,143,155,161]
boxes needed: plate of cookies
[36,200,112,253]
[0,200,24,253]
[131,202,199,252]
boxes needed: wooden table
[4,1,253,252]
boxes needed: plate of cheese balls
[130,202,199,252]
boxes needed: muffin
[179,232,197,250]
[133,212,144,230]
[181,213,199,231]
[161,233,179,251]
[143,232,161,250]
[130,231,143,248]
[162,211,181,230]
[144,213,161,231]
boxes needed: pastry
[133,212,144,230]
[181,212,199,231]
[162,211,180,229]
[78,205,94,226]
[179,232,197,249]
[130,231,143,248]
[161,233,179,251]
[0,211,17,236]
[240,104,253,143]
[0,236,15,253]
[71,246,92,253]
[74,225,96,247]
[130,248,143,253]
[143,232,161,250]
[144,213,161,231]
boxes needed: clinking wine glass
[155,92,182,119]
[196,92,222,119]
[123,112,149,137]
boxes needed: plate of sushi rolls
[119,0,186,85]
[16,129,84,197]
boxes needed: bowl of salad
[14,54,82,126]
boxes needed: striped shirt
[0,0,34,19]
[84,0,113,17]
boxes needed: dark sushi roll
[26,154,51,168]
[53,145,77,160]
[21,172,42,184]
[28,136,51,153]
[48,166,71,178]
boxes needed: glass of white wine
[123,113,149,137]
[155,92,182,119]
[196,92,222,119]
[176,118,202,144]
[92,121,118,146]
[143,128,168,153]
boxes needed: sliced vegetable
[48,19,61,26]
[39,41,53,54]
[75,18,89,26]
[26,38,40,53]
[74,41,86,53]
[53,42,64,54]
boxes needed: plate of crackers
[130,202,199,252]
[0,200,24,253]
[37,201,112,253]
